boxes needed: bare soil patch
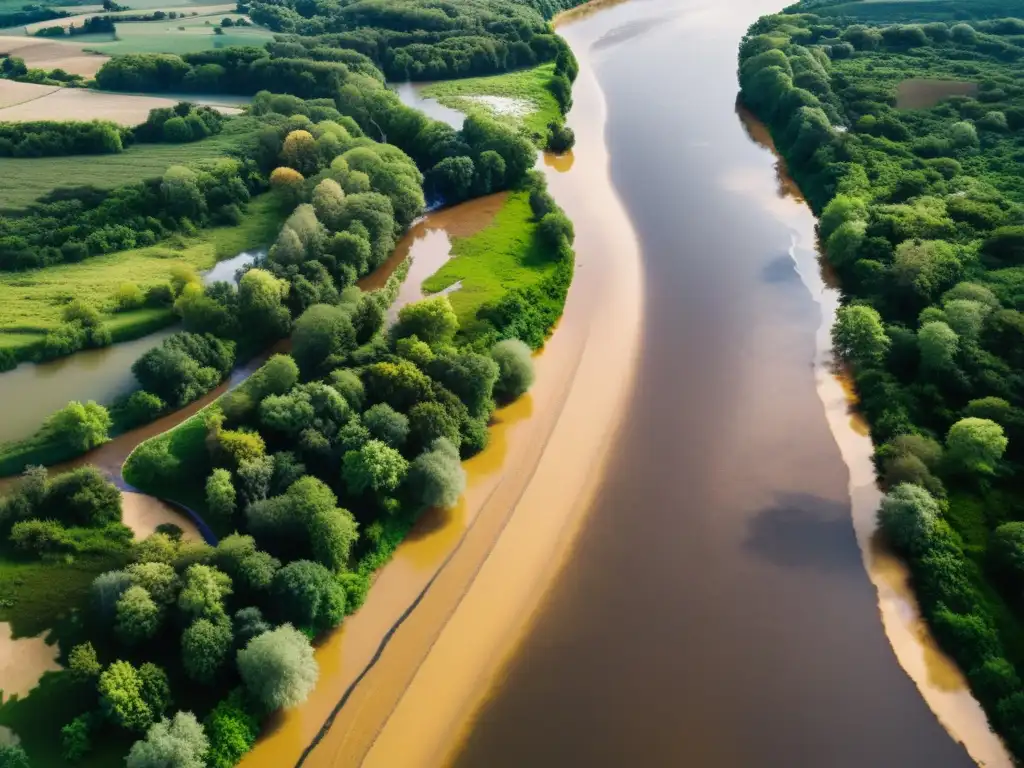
[896,78,978,109]
[0,83,243,124]
[0,35,108,77]
[121,491,202,541]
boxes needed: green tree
[91,570,133,622]
[408,401,461,453]
[44,400,112,452]
[490,339,535,401]
[361,403,409,448]
[238,269,291,342]
[342,440,408,497]
[233,607,271,648]
[949,121,979,149]
[116,586,162,645]
[409,438,466,509]
[946,418,1008,476]
[61,714,92,762]
[990,522,1024,589]
[178,564,233,622]
[0,745,29,768]
[69,642,102,682]
[182,617,233,684]
[877,483,941,555]
[126,712,208,768]
[249,354,300,400]
[918,321,959,371]
[292,304,357,375]
[272,560,346,632]
[203,690,258,768]
[205,469,237,522]
[237,625,319,713]
[308,508,358,573]
[393,297,459,346]
[127,562,179,606]
[99,661,165,732]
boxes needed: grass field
[421,63,560,144]
[0,116,259,211]
[81,15,273,55]
[0,191,288,352]
[422,190,556,327]
[0,80,246,125]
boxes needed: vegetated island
[0,0,587,764]
[740,0,1024,758]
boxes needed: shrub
[237,625,318,713]
[490,339,535,402]
[44,400,112,452]
[203,690,259,768]
[61,714,93,762]
[126,712,208,768]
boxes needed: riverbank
[282,11,644,765]
[736,108,1011,768]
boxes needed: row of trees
[246,0,586,81]
[742,5,1024,758]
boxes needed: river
[362,1,1006,767]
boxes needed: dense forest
[245,0,583,80]
[740,1,1024,757]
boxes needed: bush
[61,714,93,762]
[408,438,466,510]
[203,690,259,768]
[126,712,208,768]
[237,624,318,713]
[490,339,534,402]
[44,400,112,452]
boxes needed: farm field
[0,80,245,124]
[0,115,261,211]
[20,2,235,33]
[81,14,273,55]
[0,191,287,352]
[0,34,107,76]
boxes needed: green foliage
[946,418,1008,476]
[178,564,233,622]
[878,483,941,555]
[182,617,233,684]
[205,469,237,523]
[69,642,102,683]
[126,712,208,768]
[272,559,345,632]
[116,585,162,645]
[393,296,459,346]
[342,439,409,498]
[408,438,466,509]
[98,660,169,733]
[0,746,29,768]
[60,713,92,763]
[43,400,112,453]
[237,624,318,713]
[203,690,258,768]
